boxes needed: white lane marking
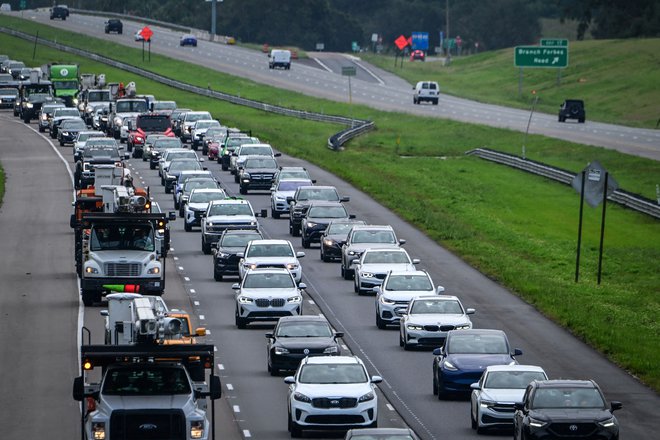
[233,405,240,413]
[194,301,200,306]
[190,289,196,294]
[218,364,225,370]
[173,256,179,261]
[341,344,348,350]
[184,276,190,281]
[178,266,184,270]
[307,300,315,305]
[199,315,205,320]
[243,430,251,437]
[387,404,395,411]
[226,383,234,391]
[214,346,218,352]
[205,329,211,334]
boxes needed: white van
[413,81,440,105]
[269,49,291,70]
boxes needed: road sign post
[342,66,356,106]
[540,38,568,47]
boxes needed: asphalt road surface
[9,10,660,161]
[2,109,655,440]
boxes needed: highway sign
[514,46,568,68]
[341,66,356,76]
[394,35,408,50]
[411,32,429,50]
[139,26,154,42]
[20,0,26,10]
[571,161,618,208]
[541,38,568,47]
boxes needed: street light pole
[210,0,217,42]
[445,0,451,64]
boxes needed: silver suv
[340,225,405,280]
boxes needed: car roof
[387,269,429,277]
[277,315,329,324]
[532,379,597,388]
[484,364,546,373]
[351,224,394,231]
[307,200,345,207]
[302,355,362,365]
[412,295,460,302]
[248,239,292,246]
[244,267,292,275]
[189,188,224,195]
[448,329,505,337]
[209,199,251,205]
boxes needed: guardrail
[0,27,373,150]
[466,148,660,219]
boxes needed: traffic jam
[1,53,624,440]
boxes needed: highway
[1,109,657,439]
[8,9,660,161]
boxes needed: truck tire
[81,290,100,307]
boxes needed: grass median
[1,18,658,390]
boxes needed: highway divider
[0,26,374,150]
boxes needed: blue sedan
[180,34,198,47]
[432,329,522,398]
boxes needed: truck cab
[50,64,80,107]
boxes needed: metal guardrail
[0,27,373,150]
[467,148,660,219]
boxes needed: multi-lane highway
[7,10,660,160]
[1,109,657,439]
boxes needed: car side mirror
[202,167,208,171]
[349,214,356,219]
[72,376,84,401]
[466,308,476,315]
[286,197,294,204]
[610,401,622,412]
[265,332,273,338]
[231,283,240,290]
[470,383,480,390]
[399,239,406,245]
[436,286,445,294]
[259,209,268,218]
[298,282,307,290]
[373,287,382,295]
[512,348,523,356]
[274,153,282,157]
[412,258,420,264]
[311,179,317,183]
[237,252,244,258]
[432,347,443,356]
[296,251,305,258]
[195,327,206,336]
[199,158,205,162]
[371,375,383,384]
[334,332,344,338]
[168,212,176,221]
[284,376,295,384]
[209,375,222,400]
[340,196,350,202]
[124,152,130,160]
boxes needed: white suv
[285,356,382,437]
[238,239,304,283]
[413,81,439,105]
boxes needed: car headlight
[148,267,160,274]
[455,323,472,330]
[73,98,79,105]
[407,324,423,330]
[293,392,311,403]
[529,417,547,428]
[237,296,253,304]
[379,296,396,305]
[480,400,496,408]
[40,114,47,120]
[190,420,204,439]
[598,417,616,428]
[286,263,299,271]
[348,250,357,256]
[216,251,231,259]
[274,347,290,355]
[135,136,144,142]
[287,295,302,303]
[243,263,257,270]
[91,422,106,440]
[305,221,317,228]
[360,272,375,278]
[442,360,458,371]
[323,346,339,354]
[85,266,99,274]
[358,392,375,402]
[114,117,122,126]
[25,102,33,108]
[323,239,335,246]
[275,195,286,201]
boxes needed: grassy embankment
[361,39,660,128]
[0,16,658,390]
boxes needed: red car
[410,50,425,61]
[127,114,175,158]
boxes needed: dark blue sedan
[432,329,522,398]
[180,34,198,47]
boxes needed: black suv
[212,229,263,281]
[558,99,585,123]
[50,6,68,20]
[238,156,279,195]
[287,186,349,236]
[514,380,622,440]
[105,19,123,34]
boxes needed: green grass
[361,38,660,128]
[0,18,658,390]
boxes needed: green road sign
[514,46,568,68]
[20,0,26,10]
[341,66,356,76]
[541,38,568,47]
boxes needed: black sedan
[57,118,87,146]
[300,201,355,248]
[319,219,366,262]
[265,315,343,375]
[212,229,263,281]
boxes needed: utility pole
[445,0,451,64]
[210,0,217,42]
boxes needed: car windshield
[61,120,86,129]
[411,299,462,314]
[532,387,605,409]
[54,109,80,117]
[240,146,271,156]
[327,223,360,235]
[169,160,201,171]
[102,367,191,396]
[185,180,218,193]
[221,233,261,247]
[352,230,396,244]
[208,203,253,216]
[276,322,333,337]
[86,139,117,148]
[189,191,225,203]
[278,181,311,192]
[90,225,154,252]
[247,243,294,257]
[43,104,64,113]
[187,112,212,122]
[154,138,183,149]
[195,120,219,129]
[83,146,120,160]
[298,364,368,384]
[447,333,508,354]
[484,371,547,389]
[77,132,104,142]
[362,251,409,264]
[243,272,295,288]
[146,134,167,144]
[87,91,111,101]
[386,274,433,291]
[297,188,339,201]
[166,151,197,161]
[227,137,258,148]
[0,89,17,97]
[137,115,170,131]
[349,435,415,440]
[307,205,347,218]
[115,100,148,113]
[245,158,277,168]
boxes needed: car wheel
[150,162,155,169]
[202,238,211,254]
[221,162,228,170]
[343,267,353,281]
[413,97,417,104]
[239,186,247,195]
[471,409,478,430]
[271,210,280,219]
[38,126,45,133]
[433,98,439,105]
[24,117,30,124]
[213,270,223,282]
[437,375,447,399]
[235,309,247,329]
[579,118,585,123]
[81,290,100,307]
[59,140,64,146]
[290,420,303,438]
[321,248,330,262]
[269,364,279,376]
[234,174,239,184]
[301,236,310,249]
[354,279,359,293]
[165,184,171,194]
[368,420,377,428]
[376,312,387,329]
[432,368,438,395]
[179,207,184,218]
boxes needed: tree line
[21,0,660,52]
